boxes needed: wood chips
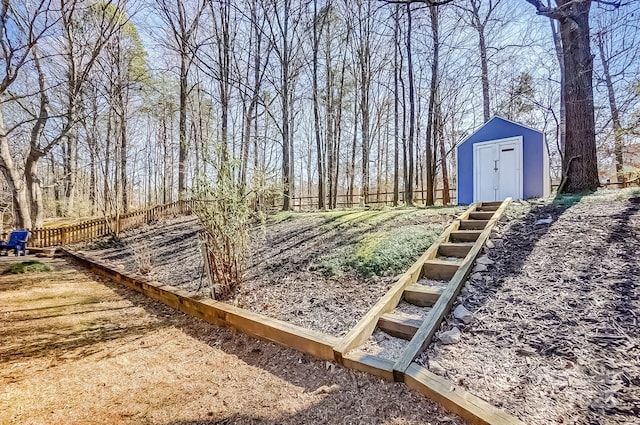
[418,191,640,425]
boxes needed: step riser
[469,212,495,220]
[449,232,481,243]
[459,220,489,231]
[378,316,421,340]
[438,244,473,258]
[422,262,459,280]
[404,290,441,307]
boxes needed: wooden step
[449,230,482,243]
[422,259,461,280]
[404,285,443,307]
[481,201,503,206]
[469,211,495,220]
[378,313,422,340]
[437,242,474,258]
[459,219,489,230]
[477,205,499,212]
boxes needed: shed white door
[473,137,523,202]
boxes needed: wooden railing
[1,200,197,249]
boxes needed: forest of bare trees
[1,0,639,228]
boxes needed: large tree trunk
[471,2,491,123]
[357,2,372,205]
[558,1,599,192]
[280,0,292,211]
[0,114,32,229]
[527,0,599,193]
[120,107,128,213]
[24,152,44,227]
[436,94,450,205]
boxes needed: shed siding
[457,117,545,204]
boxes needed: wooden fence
[287,188,457,211]
[2,191,457,249]
[1,200,197,249]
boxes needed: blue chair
[0,230,30,256]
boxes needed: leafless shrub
[132,243,152,275]
[195,165,270,301]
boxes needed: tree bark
[557,1,599,192]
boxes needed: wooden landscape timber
[332,203,480,361]
[392,198,512,381]
[341,352,396,381]
[405,364,526,425]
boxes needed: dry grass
[0,256,462,425]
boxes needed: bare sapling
[132,242,152,275]
[194,163,270,301]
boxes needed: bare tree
[0,1,124,228]
[456,0,503,123]
[155,0,206,198]
[593,3,640,181]
[404,3,415,206]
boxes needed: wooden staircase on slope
[376,202,503,343]
[334,199,511,384]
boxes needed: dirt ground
[0,256,463,425]
[418,189,640,425]
[74,208,458,337]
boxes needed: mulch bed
[417,191,640,424]
[75,209,457,338]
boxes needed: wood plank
[405,363,526,425]
[378,313,422,340]
[422,259,461,280]
[437,243,474,258]
[449,230,482,242]
[332,203,480,361]
[392,198,511,382]
[469,212,495,220]
[403,285,443,307]
[459,220,489,230]
[341,353,395,382]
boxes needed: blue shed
[456,116,550,204]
